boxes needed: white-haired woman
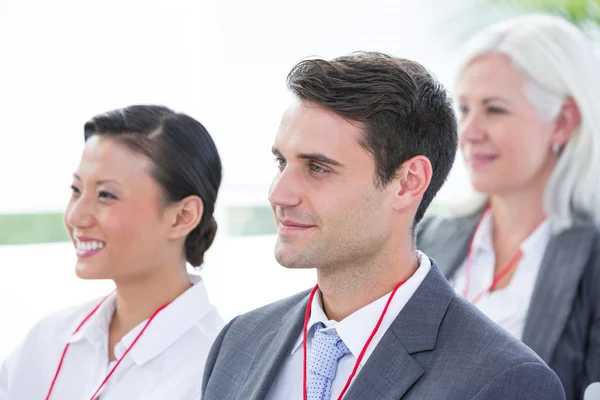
[417,14,600,400]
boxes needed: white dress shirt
[0,275,224,400]
[450,210,551,339]
[266,252,432,400]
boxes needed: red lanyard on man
[302,279,407,400]
[45,288,186,400]
[461,206,523,304]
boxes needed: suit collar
[388,264,455,354]
[239,263,454,400]
[422,210,599,362]
[344,264,455,399]
[290,253,433,362]
[522,224,598,359]
[237,291,309,400]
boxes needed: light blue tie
[307,322,350,400]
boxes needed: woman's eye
[99,191,118,200]
[488,106,506,114]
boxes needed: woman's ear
[166,195,204,240]
[551,97,581,150]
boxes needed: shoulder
[470,361,564,399]
[224,289,310,335]
[434,296,563,397]
[1,296,107,392]
[209,289,309,355]
[202,289,310,394]
[34,296,105,335]
[551,223,600,296]
[6,296,105,358]
[442,295,548,367]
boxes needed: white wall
[0,0,473,359]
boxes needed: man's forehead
[276,103,363,148]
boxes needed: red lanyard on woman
[462,207,523,305]
[302,280,407,400]
[45,290,184,400]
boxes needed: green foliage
[491,0,600,25]
[427,0,600,51]
[0,213,69,245]
[227,205,277,236]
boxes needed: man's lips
[277,219,315,232]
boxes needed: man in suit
[201,52,565,400]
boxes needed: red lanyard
[462,207,523,305]
[45,290,183,400]
[302,280,407,400]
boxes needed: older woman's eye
[487,106,507,114]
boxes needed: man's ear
[391,155,432,212]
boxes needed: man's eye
[274,157,287,170]
[310,164,327,174]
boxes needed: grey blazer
[202,264,565,400]
[417,212,600,400]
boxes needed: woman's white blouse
[0,275,224,400]
[450,210,552,340]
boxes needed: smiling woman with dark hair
[0,105,225,400]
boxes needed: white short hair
[453,14,600,232]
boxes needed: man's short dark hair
[286,51,457,224]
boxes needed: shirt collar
[66,274,217,366]
[66,291,117,349]
[473,209,551,257]
[520,219,552,255]
[471,209,494,253]
[291,252,432,365]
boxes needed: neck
[110,264,191,337]
[318,237,419,322]
[489,187,547,256]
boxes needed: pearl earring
[552,143,560,153]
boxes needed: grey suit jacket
[202,264,565,400]
[417,213,600,400]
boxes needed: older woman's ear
[551,97,581,151]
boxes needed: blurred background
[1,0,598,360]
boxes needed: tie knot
[308,323,350,380]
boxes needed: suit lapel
[342,331,424,400]
[522,225,598,360]
[237,294,308,400]
[344,264,454,400]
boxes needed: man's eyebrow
[271,147,343,168]
[297,153,343,167]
